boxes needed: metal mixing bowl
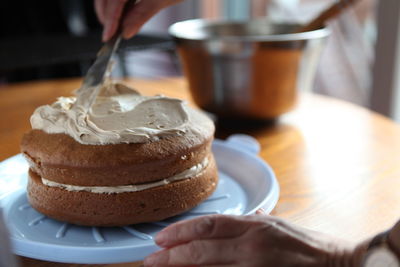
[169,19,329,119]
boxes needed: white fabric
[266,0,376,106]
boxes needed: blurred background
[0,0,399,122]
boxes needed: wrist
[349,240,370,267]
[361,229,400,267]
[389,221,400,258]
[327,241,369,267]
[355,227,400,267]
[333,227,400,267]
[326,221,400,267]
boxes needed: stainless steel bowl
[169,19,329,119]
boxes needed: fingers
[97,0,183,41]
[155,215,250,248]
[102,0,128,41]
[144,239,237,266]
[94,0,107,25]
[121,0,183,39]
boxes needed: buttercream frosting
[41,157,209,194]
[30,81,214,144]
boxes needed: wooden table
[1,77,400,266]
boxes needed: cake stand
[0,134,279,264]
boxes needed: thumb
[121,0,183,39]
[102,0,128,41]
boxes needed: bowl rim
[168,18,330,42]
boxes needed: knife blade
[83,34,121,88]
[76,34,122,111]
[76,0,136,111]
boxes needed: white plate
[0,134,279,264]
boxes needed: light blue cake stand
[0,134,279,264]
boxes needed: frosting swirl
[31,81,214,144]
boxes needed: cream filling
[41,157,209,194]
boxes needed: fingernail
[155,231,167,246]
[144,250,166,266]
[102,31,108,42]
[143,254,155,266]
[102,24,110,42]
[122,27,132,39]
[256,208,266,214]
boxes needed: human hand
[95,0,183,42]
[144,214,367,267]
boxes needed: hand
[144,213,367,267]
[95,0,183,42]
[389,220,400,257]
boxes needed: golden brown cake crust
[21,129,212,186]
[27,156,218,226]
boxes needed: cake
[20,82,217,226]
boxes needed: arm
[95,0,183,42]
[144,213,400,267]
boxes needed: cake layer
[27,156,218,226]
[41,157,210,193]
[21,129,212,186]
